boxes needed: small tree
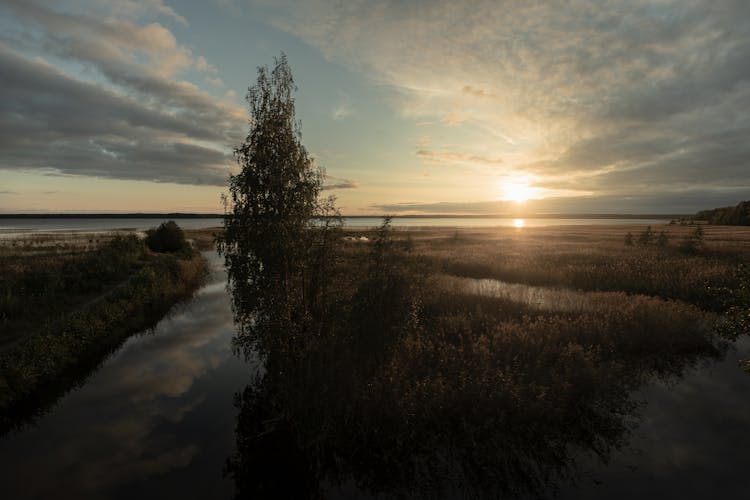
[656,230,669,247]
[637,226,654,246]
[218,54,339,359]
[624,232,634,246]
[680,225,704,253]
[145,221,187,253]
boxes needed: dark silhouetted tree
[218,54,340,360]
[145,220,186,253]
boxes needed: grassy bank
[0,233,207,431]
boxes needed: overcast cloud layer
[259,0,750,211]
[0,0,244,186]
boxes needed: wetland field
[1,221,749,499]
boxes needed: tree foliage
[145,221,187,253]
[218,54,340,359]
[677,225,704,254]
[694,200,750,225]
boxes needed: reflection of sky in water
[0,252,253,500]
[558,337,750,499]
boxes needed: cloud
[373,188,750,215]
[461,85,491,99]
[0,1,245,186]
[322,175,357,190]
[257,0,750,209]
[205,76,224,87]
[416,149,503,168]
[440,113,465,126]
[331,95,354,120]
[105,0,189,26]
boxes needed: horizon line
[0,212,691,219]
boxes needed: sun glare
[499,179,538,203]
[513,218,525,228]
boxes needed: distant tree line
[693,200,750,225]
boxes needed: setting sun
[499,179,539,203]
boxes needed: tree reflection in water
[223,222,724,499]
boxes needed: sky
[1,0,749,215]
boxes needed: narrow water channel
[0,252,252,500]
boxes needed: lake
[0,216,672,235]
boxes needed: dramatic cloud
[258,0,750,210]
[0,0,244,186]
[3,0,749,212]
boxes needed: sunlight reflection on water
[457,276,595,312]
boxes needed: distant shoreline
[0,213,687,220]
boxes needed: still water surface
[0,253,254,499]
[0,253,748,498]
[0,216,669,235]
[558,336,750,498]
[0,218,226,234]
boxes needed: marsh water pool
[0,252,748,498]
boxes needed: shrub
[145,221,187,253]
[656,230,669,247]
[680,225,704,254]
[713,264,750,341]
[637,226,654,245]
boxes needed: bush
[145,221,187,253]
[637,226,655,245]
[713,264,750,341]
[680,225,704,254]
[657,230,669,247]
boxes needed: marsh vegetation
[222,221,750,499]
[0,223,207,432]
[214,56,750,498]
[3,53,748,499]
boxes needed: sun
[499,179,538,203]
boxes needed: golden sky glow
[498,179,541,204]
[1,0,749,214]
